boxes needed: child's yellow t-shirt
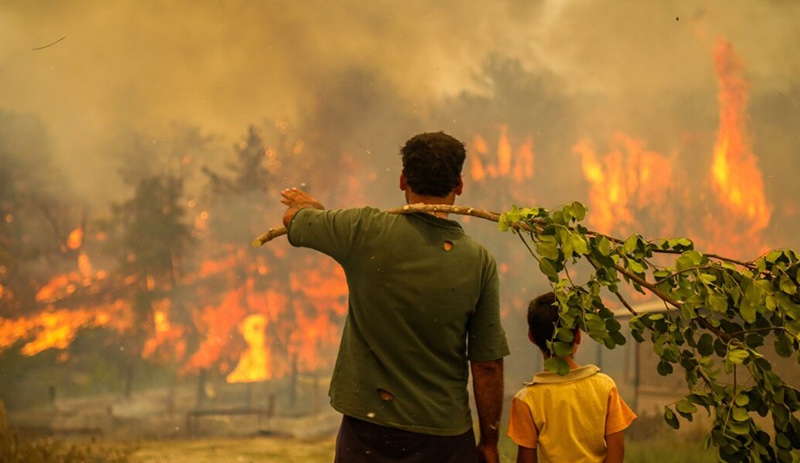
[507,365,637,463]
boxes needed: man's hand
[477,441,501,463]
[281,188,324,227]
[472,358,504,463]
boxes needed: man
[280,131,509,462]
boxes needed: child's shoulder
[593,371,619,386]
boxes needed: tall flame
[470,125,535,185]
[575,133,675,237]
[225,314,270,383]
[0,38,780,387]
[577,38,771,260]
[710,38,771,234]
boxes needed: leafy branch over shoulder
[499,201,800,463]
[253,200,800,460]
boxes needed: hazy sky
[2,0,799,202]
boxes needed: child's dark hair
[527,292,572,356]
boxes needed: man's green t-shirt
[288,206,509,436]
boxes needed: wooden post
[167,372,177,418]
[48,384,56,408]
[633,341,640,411]
[124,364,134,400]
[0,400,8,436]
[195,368,207,409]
[313,373,321,416]
[247,382,255,409]
[289,355,298,407]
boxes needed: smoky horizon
[1,0,799,418]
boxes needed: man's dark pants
[334,415,479,463]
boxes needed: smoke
[2,1,799,198]
[2,0,800,406]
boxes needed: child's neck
[543,354,582,370]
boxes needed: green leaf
[774,333,793,358]
[744,333,765,349]
[623,235,640,255]
[627,258,645,274]
[552,341,573,357]
[610,331,627,346]
[779,274,797,295]
[498,213,511,232]
[734,393,750,407]
[740,299,757,324]
[584,314,607,339]
[555,327,574,343]
[684,250,704,265]
[676,255,695,272]
[664,406,680,429]
[657,360,674,376]
[668,237,694,251]
[731,407,749,422]
[707,293,729,313]
[544,357,569,376]
[536,240,560,260]
[570,234,589,256]
[728,349,749,365]
[697,334,714,357]
[699,273,717,284]
[776,433,791,449]
[728,421,750,435]
[597,236,612,256]
[538,259,559,281]
[676,398,697,414]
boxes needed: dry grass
[129,436,336,463]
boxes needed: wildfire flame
[66,228,84,250]
[470,125,535,184]
[577,38,770,259]
[575,133,675,237]
[225,314,270,383]
[710,39,771,235]
[0,37,779,387]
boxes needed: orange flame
[0,302,132,357]
[470,125,536,185]
[576,133,675,236]
[576,38,771,260]
[66,228,83,250]
[142,299,187,362]
[225,314,271,383]
[710,38,771,234]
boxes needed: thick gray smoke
[2,0,800,401]
[2,1,798,205]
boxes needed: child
[507,292,637,463]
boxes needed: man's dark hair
[527,292,570,356]
[400,131,466,197]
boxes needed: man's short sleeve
[605,386,637,435]
[287,207,366,263]
[507,395,538,449]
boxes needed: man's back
[288,206,507,435]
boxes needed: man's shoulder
[296,205,383,219]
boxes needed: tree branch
[252,204,504,247]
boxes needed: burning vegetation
[0,30,797,457]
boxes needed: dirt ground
[129,435,337,463]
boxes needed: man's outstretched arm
[280,188,324,227]
[471,358,504,463]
